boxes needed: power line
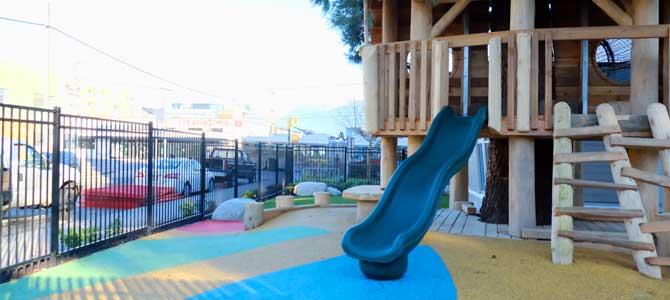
[0,16,225,101]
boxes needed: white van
[1,139,81,209]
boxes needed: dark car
[205,148,256,185]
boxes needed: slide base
[359,254,408,280]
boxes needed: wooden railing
[362,24,670,137]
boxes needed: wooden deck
[430,208,516,239]
[430,209,626,240]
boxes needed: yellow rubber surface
[422,232,670,300]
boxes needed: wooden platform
[430,209,625,241]
[429,208,516,239]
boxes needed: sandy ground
[6,206,670,300]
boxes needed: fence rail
[0,103,394,280]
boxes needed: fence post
[343,146,348,183]
[50,106,61,255]
[275,144,279,195]
[199,133,206,217]
[257,142,262,201]
[234,140,239,198]
[146,122,154,231]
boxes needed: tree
[335,100,375,146]
[311,0,365,63]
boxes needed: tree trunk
[479,138,509,223]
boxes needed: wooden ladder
[551,102,664,279]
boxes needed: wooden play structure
[361,0,670,278]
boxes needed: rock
[294,182,327,196]
[212,198,256,221]
[326,187,342,196]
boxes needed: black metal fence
[0,103,396,280]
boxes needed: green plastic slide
[341,106,487,280]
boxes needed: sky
[0,0,362,135]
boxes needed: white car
[134,158,215,195]
[1,139,81,208]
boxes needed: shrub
[59,227,101,249]
[105,219,123,237]
[181,199,196,216]
[242,189,257,199]
[283,183,296,195]
[207,200,218,212]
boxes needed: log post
[628,0,661,250]
[488,37,502,133]
[406,0,432,156]
[551,102,574,264]
[508,0,536,238]
[380,0,399,187]
[450,166,469,208]
[381,137,397,188]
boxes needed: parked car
[44,151,81,169]
[205,148,256,184]
[135,158,214,195]
[1,139,81,208]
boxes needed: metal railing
[0,102,397,280]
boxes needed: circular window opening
[594,38,631,85]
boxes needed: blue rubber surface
[0,226,328,300]
[342,107,487,271]
[188,245,457,300]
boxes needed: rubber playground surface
[0,207,669,300]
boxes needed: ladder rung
[558,230,655,251]
[553,125,620,139]
[554,207,644,221]
[609,136,670,150]
[640,220,670,234]
[553,151,627,164]
[645,256,670,266]
[621,167,670,188]
[554,178,637,190]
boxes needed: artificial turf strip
[0,226,328,300]
[263,195,450,209]
[188,245,457,300]
[263,196,356,209]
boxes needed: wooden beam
[431,40,449,118]
[646,103,670,256]
[430,0,473,38]
[419,40,429,130]
[645,256,670,266]
[554,178,638,190]
[553,151,628,164]
[554,207,644,221]
[544,33,553,130]
[597,103,661,279]
[591,0,633,26]
[609,136,670,150]
[558,230,656,251]
[362,45,380,134]
[516,32,532,132]
[488,37,502,133]
[640,220,670,233]
[553,125,621,139]
[622,167,670,188]
[570,114,650,132]
[382,0,398,43]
